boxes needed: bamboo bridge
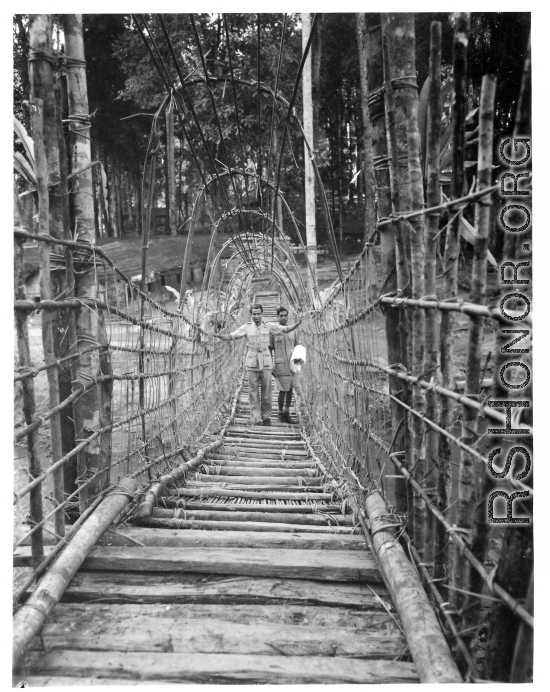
[14,12,532,686]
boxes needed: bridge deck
[14,293,422,684]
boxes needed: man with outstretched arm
[214,304,301,426]
[268,306,303,424]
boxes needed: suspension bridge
[13,12,533,686]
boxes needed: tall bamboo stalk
[356,14,377,244]
[166,105,177,236]
[454,74,496,620]
[14,182,44,569]
[302,12,317,297]
[425,22,442,571]
[63,14,112,508]
[365,15,406,516]
[381,14,413,532]
[406,86,426,554]
[437,12,470,581]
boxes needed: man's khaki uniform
[229,320,290,423]
[268,326,301,391]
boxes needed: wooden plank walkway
[13,293,420,684]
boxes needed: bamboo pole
[510,570,533,682]
[12,477,138,668]
[453,74,496,617]
[365,16,407,517]
[302,12,317,298]
[365,492,462,683]
[14,183,44,569]
[355,14,377,244]
[381,15,413,531]
[63,13,112,508]
[405,60,427,554]
[424,22,442,570]
[165,105,176,235]
[437,12,470,582]
[32,98,66,540]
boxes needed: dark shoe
[283,410,294,424]
[278,411,285,423]
[263,418,272,426]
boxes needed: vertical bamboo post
[63,13,112,507]
[29,15,72,533]
[381,15,413,532]
[33,99,66,541]
[365,15,407,516]
[165,104,177,236]
[454,74,496,618]
[437,12,470,580]
[356,13,377,244]
[302,12,317,297]
[406,85,427,555]
[14,182,44,568]
[510,570,533,682]
[425,22,442,571]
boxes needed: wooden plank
[15,677,141,686]
[187,479,329,491]
[62,571,390,609]
[30,611,406,658]
[193,474,324,486]
[18,650,418,683]
[222,437,305,447]
[197,466,318,477]
[135,517,357,534]
[161,500,344,514]
[40,602,399,631]
[170,487,336,501]
[214,449,309,458]
[207,456,319,475]
[102,527,368,550]
[152,507,354,526]
[74,546,379,581]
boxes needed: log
[193,474,323,486]
[61,571,389,608]
[101,527,368,550]
[199,466,318,477]
[205,458,315,469]
[171,487,335,501]
[41,601,397,631]
[16,650,418,684]
[18,545,380,582]
[222,437,305,447]
[187,479,330,491]
[151,508,353,527]
[365,492,462,683]
[12,477,138,668]
[30,612,405,658]
[135,517,357,534]
[160,500,343,514]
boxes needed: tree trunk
[63,13,112,509]
[302,13,317,300]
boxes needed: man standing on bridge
[268,306,303,424]
[214,304,301,426]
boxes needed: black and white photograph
[11,7,536,685]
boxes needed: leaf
[13,117,35,167]
[14,151,37,186]
[458,214,497,268]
